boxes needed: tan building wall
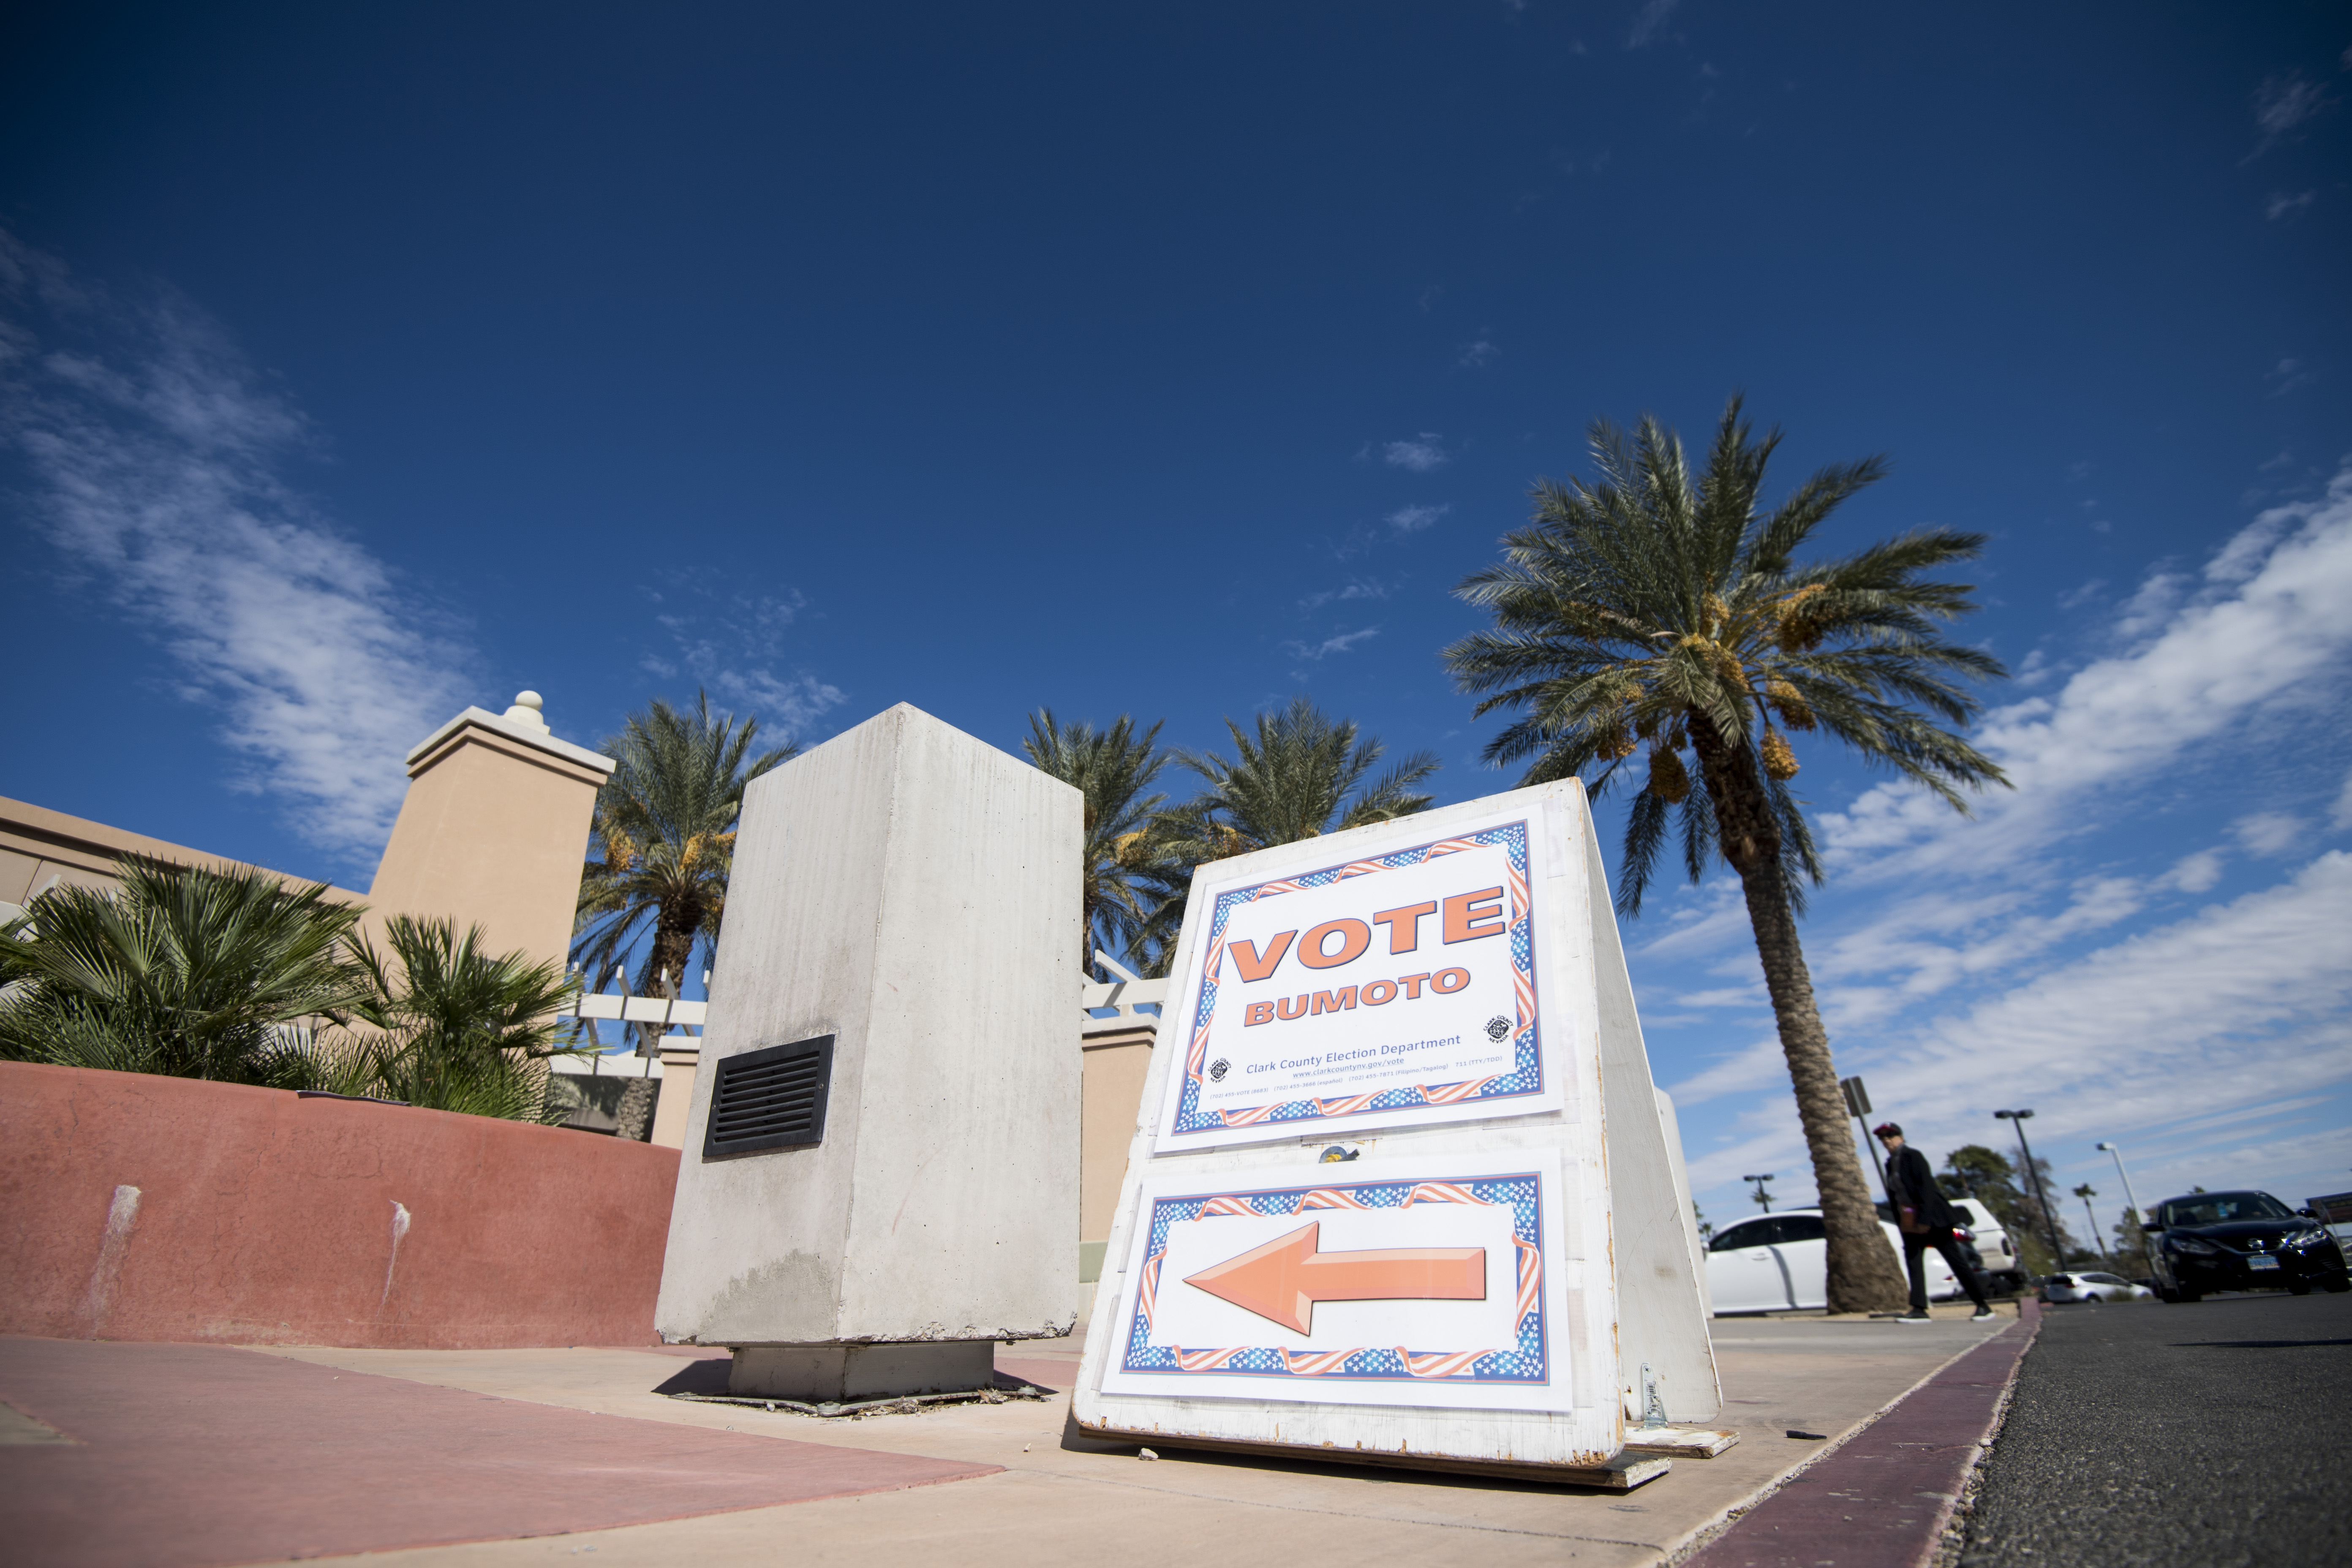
[362,697,613,975]
[1079,1021,1157,1283]
[0,795,365,918]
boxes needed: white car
[2043,1271,2153,1304]
[1706,1208,1957,1314]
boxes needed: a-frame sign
[1071,780,1718,1486]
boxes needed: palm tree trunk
[1691,713,1908,1314]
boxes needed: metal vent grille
[702,1034,834,1159]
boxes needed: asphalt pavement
[1956,1290,2352,1568]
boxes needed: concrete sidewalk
[0,1303,2019,1568]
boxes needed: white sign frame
[1152,804,1568,1152]
[1075,781,1707,1474]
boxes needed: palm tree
[1440,398,2008,1313]
[346,915,583,1122]
[1021,710,1174,980]
[1138,697,1440,972]
[0,857,371,1089]
[572,691,798,1006]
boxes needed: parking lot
[1957,1291,2352,1568]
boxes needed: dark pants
[1904,1229,1991,1312]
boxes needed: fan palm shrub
[573,691,798,1002]
[1440,398,2008,1312]
[1021,710,1174,980]
[344,915,583,1122]
[0,858,370,1089]
[1136,697,1440,972]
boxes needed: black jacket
[1887,1144,1958,1229]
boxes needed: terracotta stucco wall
[0,1063,678,1349]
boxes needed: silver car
[2043,1271,2154,1304]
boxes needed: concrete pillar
[648,1041,700,1150]
[1079,1020,1156,1288]
[365,692,614,973]
[654,703,1082,1400]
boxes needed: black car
[2145,1190,2351,1302]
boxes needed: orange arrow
[1181,1221,1486,1335]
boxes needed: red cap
[1873,1122,1903,1138]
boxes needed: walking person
[1875,1123,1997,1323]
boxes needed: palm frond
[1443,395,2009,917]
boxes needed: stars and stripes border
[1117,1170,1547,1387]
[1170,819,1545,1138]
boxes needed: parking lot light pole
[1995,1110,2069,1272]
[2096,1141,2154,1274]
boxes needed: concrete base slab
[1622,1424,1740,1458]
[730,1341,997,1401]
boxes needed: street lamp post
[1744,1174,1776,1213]
[2096,1141,2154,1275]
[1995,1110,2069,1274]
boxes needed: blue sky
[5,3,2349,1238]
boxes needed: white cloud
[1687,853,2352,1203]
[2268,357,2319,397]
[1382,433,1449,472]
[1625,0,1679,49]
[1823,462,2352,881]
[1298,578,1391,612]
[2333,769,2352,830]
[1457,339,1498,368]
[1673,985,1768,1010]
[2267,190,2316,220]
[2233,811,2306,857]
[1281,627,1380,662]
[1667,1034,1785,1108]
[2254,72,2331,145]
[1386,502,1451,533]
[2164,849,2226,893]
[1633,885,1750,961]
[712,670,846,737]
[1811,875,2148,1005]
[1891,852,2352,1140]
[0,231,474,866]
[640,581,842,741]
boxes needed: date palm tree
[1021,710,1174,981]
[1137,697,1440,972]
[572,691,797,1007]
[1441,397,2008,1312]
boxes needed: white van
[1949,1197,2023,1292]
[1877,1196,2023,1292]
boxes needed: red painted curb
[1685,1305,2040,1568]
